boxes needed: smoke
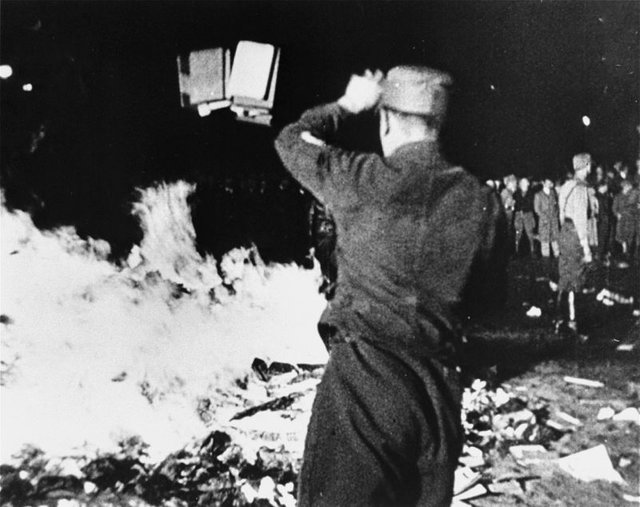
[0,183,327,463]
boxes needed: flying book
[177,41,280,125]
[177,48,231,113]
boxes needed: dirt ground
[459,256,640,506]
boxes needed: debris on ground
[597,406,616,420]
[557,445,627,484]
[563,376,605,388]
[612,407,640,425]
[526,306,542,318]
[596,288,635,306]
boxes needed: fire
[0,183,327,463]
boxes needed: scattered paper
[616,343,635,352]
[612,407,640,425]
[509,445,548,464]
[455,484,487,501]
[624,494,640,503]
[460,454,485,468]
[596,407,615,421]
[596,289,634,305]
[526,306,542,318]
[557,445,626,484]
[488,480,523,495]
[546,420,566,431]
[453,467,481,496]
[556,411,582,426]
[563,376,604,388]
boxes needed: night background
[1,0,639,260]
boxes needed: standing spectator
[534,178,560,258]
[613,180,639,263]
[514,177,536,256]
[556,153,593,333]
[587,186,599,251]
[500,175,517,253]
[308,199,338,298]
[594,164,606,186]
[595,181,613,263]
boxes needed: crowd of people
[489,157,640,266]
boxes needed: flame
[0,183,327,463]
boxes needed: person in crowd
[500,175,517,252]
[594,164,606,186]
[514,177,536,256]
[556,153,593,333]
[595,181,614,263]
[587,185,599,252]
[613,179,639,263]
[275,66,502,506]
[534,178,560,258]
[308,199,338,298]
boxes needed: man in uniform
[275,66,502,506]
[556,153,593,332]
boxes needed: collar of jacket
[386,140,443,168]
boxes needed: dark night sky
[2,1,639,173]
[1,1,639,256]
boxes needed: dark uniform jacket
[275,103,501,364]
[514,189,535,213]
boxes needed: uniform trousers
[298,337,463,507]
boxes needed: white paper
[557,445,627,484]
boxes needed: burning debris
[0,182,327,466]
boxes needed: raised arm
[274,71,385,207]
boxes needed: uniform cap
[572,153,592,171]
[381,65,452,116]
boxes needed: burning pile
[0,181,327,467]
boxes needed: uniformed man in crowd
[275,66,502,506]
[556,153,593,333]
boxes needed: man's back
[324,146,497,359]
[276,104,500,359]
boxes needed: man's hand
[337,69,384,114]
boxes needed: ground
[458,257,640,506]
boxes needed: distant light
[0,65,13,79]
[490,84,496,91]
[22,83,33,92]
[582,115,591,127]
